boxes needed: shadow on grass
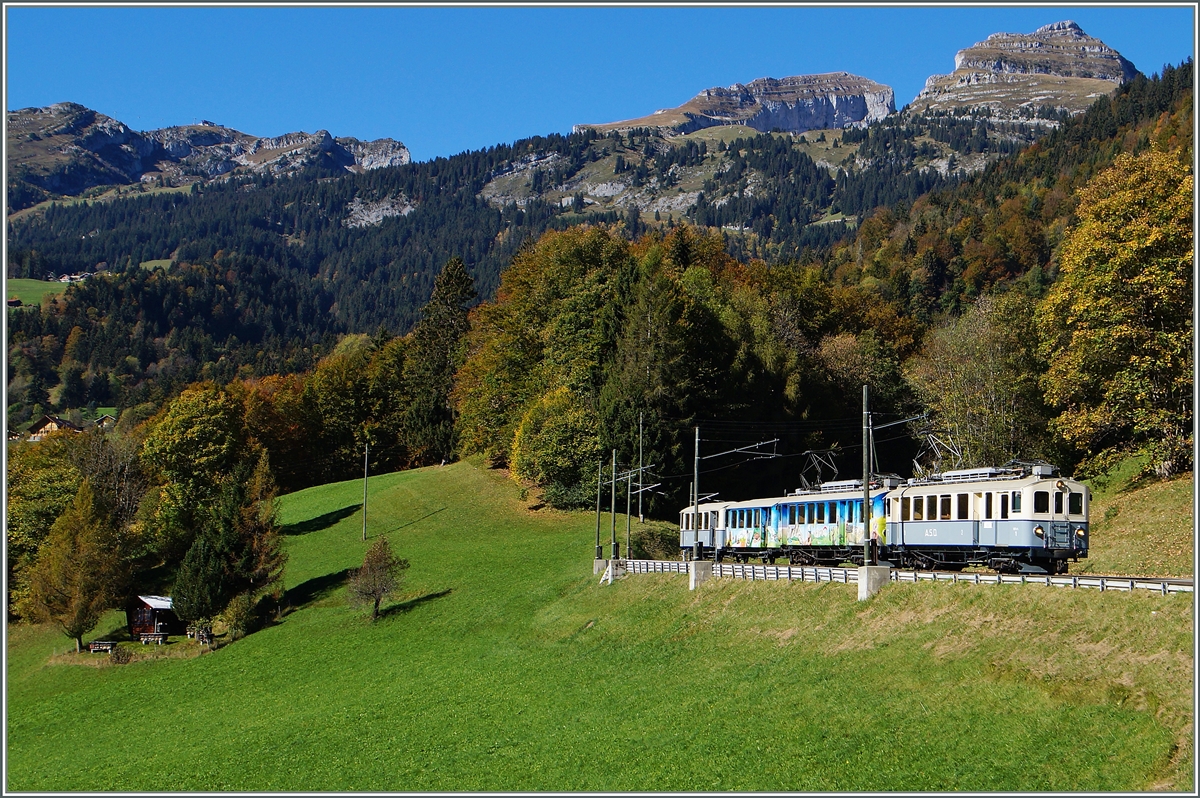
[282,505,360,536]
[369,507,447,539]
[378,588,453,619]
[284,567,354,609]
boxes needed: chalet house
[126,596,185,636]
[26,415,83,442]
[90,414,117,430]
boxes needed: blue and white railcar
[679,501,731,556]
[885,464,1089,573]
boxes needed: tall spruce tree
[402,257,476,466]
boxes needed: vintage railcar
[884,464,1089,573]
[678,463,1089,574]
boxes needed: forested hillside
[5,62,1191,632]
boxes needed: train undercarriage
[684,545,1083,574]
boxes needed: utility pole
[638,412,644,523]
[610,449,619,560]
[693,426,701,561]
[362,440,369,542]
[862,385,871,566]
[594,460,603,560]
[625,470,632,561]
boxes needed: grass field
[5,458,1193,791]
[5,278,64,304]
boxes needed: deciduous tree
[1037,150,1193,476]
[348,537,409,620]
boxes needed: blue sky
[5,4,1194,162]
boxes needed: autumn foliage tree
[1037,150,1193,477]
[348,537,409,620]
[22,481,128,651]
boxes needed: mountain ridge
[6,102,409,212]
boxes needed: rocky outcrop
[6,102,411,211]
[343,194,417,228]
[577,72,895,135]
[913,21,1138,118]
[336,137,411,172]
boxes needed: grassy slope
[1081,473,1194,577]
[6,458,1193,791]
[5,278,64,303]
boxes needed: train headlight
[1033,525,1045,538]
[1074,528,1086,537]
[1055,480,1066,490]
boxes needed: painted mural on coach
[679,462,1088,574]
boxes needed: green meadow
[5,278,64,304]
[5,459,1193,791]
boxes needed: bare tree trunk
[75,636,82,653]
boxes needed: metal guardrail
[618,559,1193,595]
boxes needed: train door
[1047,488,1071,548]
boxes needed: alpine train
[679,462,1089,574]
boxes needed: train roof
[679,463,1084,512]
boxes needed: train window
[817,503,825,523]
[1069,492,1083,515]
[1000,493,1009,520]
[939,495,952,520]
[1054,492,1063,514]
[830,503,838,523]
[726,510,733,527]
[753,508,761,526]
[1011,491,1022,512]
[985,492,993,519]
[956,493,968,520]
[884,498,891,517]
[901,496,911,521]
[1034,491,1049,513]
[913,496,924,521]
[788,505,795,525]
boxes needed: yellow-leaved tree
[1037,150,1193,477]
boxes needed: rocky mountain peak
[577,72,895,136]
[915,21,1139,119]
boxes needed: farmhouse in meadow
[26,415,83,442]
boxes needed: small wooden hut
[126,595,184,636]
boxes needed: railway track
[618,558,1193,594]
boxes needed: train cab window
[1011,491,1022,512]
[1000,493,1009,520]
[985,492,993,519]
[912,496,924,521]
[817,503,825,523]
[956,493,968,520]
[1054,492,1063,514]
[829,503,837,523]
[1069,492,1083,515]
[939,495,952,520]
[1034,491,1049,513]
[901,496,911,521]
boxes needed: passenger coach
[679,462,1089,574]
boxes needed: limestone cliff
[577,72,895,135]
[913,21,1139,118]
